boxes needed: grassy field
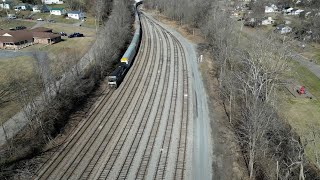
[0,19,36,30]
[0,56,36,124]
[82,16,96,29]
[282,60,320,165]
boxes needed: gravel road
[35,12,199,180]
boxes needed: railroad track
[36,12,191,180]
[94,16,160,179]
[36,14,152,180]
[142,15,190,180]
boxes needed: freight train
[108,2,142,88]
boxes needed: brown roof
[0,30,33,43]
[30,27,53,32]
[32,32,61,39]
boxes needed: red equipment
[298,86,305,95]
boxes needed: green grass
[0,19,36,30]
[291,61,320,98]
[283,60,320,165]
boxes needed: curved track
[36,12,192,180]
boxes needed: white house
[50,8,67,15]
[265,4,278,13]
[67,11,85,20]
[14,3,32,11]
[261,17,274,25]
[42,0,63,4]
[294,9,304,16]
[0,0,11,10]
[275,25,292,34]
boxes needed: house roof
[68,11,82,14]
[33,32,61,39]
[0,30,33,43]
[31,27,52,32]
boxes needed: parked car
[7,14,17,19]
[48,19,55,23]
[68,32,84,38]
[37,18,44,21]
[74,32,84,37]
[15,26,26,30]
[60,32,67,36]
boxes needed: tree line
[143,0,320,179]
[0,0,134,179]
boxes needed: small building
[67,11,85,20]
[14,3,32,11]
[293,9,304,16]
[50,8,67,15]
[0,0,13,10]
[275,25,292,34]
[32,32,61,44]
[7,14,16,19]
[32,5,50,13]
[261,17,274,25]
[0,30,34,50]
[265,4,278,13]
[42,0,63,4]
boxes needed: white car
[37,18,44,21]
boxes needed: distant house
[14,3,32,11]
[0,30,34,50]
[42,0,63,4]
[0,0,13,10]
[283,7,294,14]
[0,28,61,50]
[275,25,292,34]
[67,11,85,20]
[50,8,67,15]
[293,9,304,16]
[32,5,50,13]
[261,17,274,25]
[265,4,278,13]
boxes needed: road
[35,12,211,179]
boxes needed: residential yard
[0,19,35,30]
[82,15,96,29]
[240,20,320,166]
[281,60,320,165]
[0,22,96,124]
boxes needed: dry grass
[0,19,35,30]
[0,23,95,124]
[0,56,36,124]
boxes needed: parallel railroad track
[36,13,151,180]
[36,12,191,180]
[95,16,160,179]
